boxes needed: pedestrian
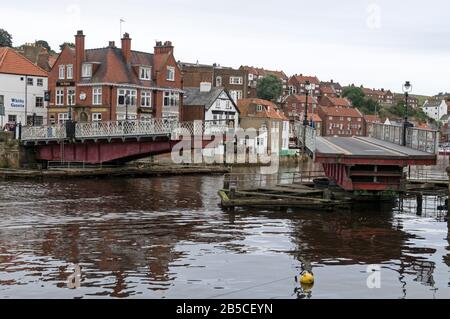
[3,123,9,132]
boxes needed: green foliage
[0,28,13,47]
[256,75,283,101]
[35,40,52,53]
[381,100,429,123]
[342,86,380,115]
[59,42,75,52]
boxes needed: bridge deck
[315,136,436,165]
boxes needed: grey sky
[2,0,449,95]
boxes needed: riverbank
[0,164,231,180]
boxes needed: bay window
[93,87,102,105]
[117,89,137,106]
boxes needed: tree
[35,40,52,53]
[0,28,13,47]
[343,86,380,115]
[59,42,75,51]
[256,75,283,101]
[342,86,365,109]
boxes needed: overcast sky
[2,0,449,95]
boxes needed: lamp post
[402,81,413,146]
[125,92,130,121]
[302,80,314,157]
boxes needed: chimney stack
[121,33,132,65]
[75,30,85,81]
[154,40,174,55]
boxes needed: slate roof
[183,87,228,109]
[78,47,154,85]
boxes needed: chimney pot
[109,41,115,48]
[77,30,84,36]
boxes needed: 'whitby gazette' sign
[11,98,25,108]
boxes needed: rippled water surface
[0,167,449,299]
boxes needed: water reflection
[0,172,449,298]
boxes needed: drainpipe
[109,85,113,121]
[25,75,28,125]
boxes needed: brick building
[318,106,365,137]
[47,30,183,124]
[393,93,419,109]
[179,62,248,102]
[239,66,289,98]
[361,87,394,105]
[282,94,319,121]
[288,74,320,96]
[319,80,343,97]
[319,96,352,108]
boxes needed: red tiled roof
[237,98,288,120]
[291,94,318,104]
[0,47,48,77]
[79,47,153,85]
[241,66,288,80]
[308,113,322,122]
[326,97,352,107]
[319,106,363,118]
[320,86,336,95]
[364,115,381,123]
[293,75,320,85]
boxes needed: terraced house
[47,31,183,124]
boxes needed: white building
[0,47,48,127]
[423,99,448,122]
[183,84,240,158]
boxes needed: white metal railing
[75,119,177,139]
[21,119,232,142]
[21,123,67,140]
[369,122,439,154]
[294,122,317,152]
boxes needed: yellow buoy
[299,271,314,285]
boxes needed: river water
[0,163,449,299]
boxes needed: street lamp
[125,92,130,121]
[402,81,413,146]
[302,80,315,156]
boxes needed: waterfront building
[182,83,240,131]
[0,47,48,127]
[47,31,183,124]
[237,98,290,154]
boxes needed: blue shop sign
[11,98,25,108]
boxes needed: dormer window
[167,66,175,81]
[140,67,152,80]
[257,104,264,112]
[82,63,92,78]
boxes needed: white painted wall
[423,100,448,122]
[205,91,239,130]
[0,73,48,127]
[281,120,290,151]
